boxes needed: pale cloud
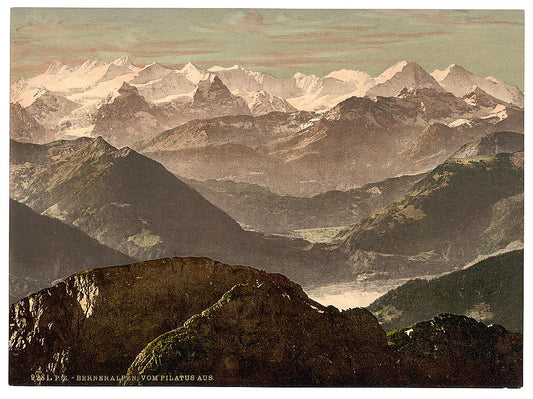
[375,9,524,26]
[194,10,284,33]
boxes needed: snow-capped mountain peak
[45,61,65,75]
[180,62,207,84]
[112,56,134,68]
[325,69,372,83]
[143,62,169,71]
[432,64,523,107]
[366,61,443,98]
[374,60,408,84]
[431,64,470,82]
[182,61,200,71]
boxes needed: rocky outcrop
[10,103,52,144]
[388,314,522,387]
[125,280,402,387]
[191,75,251,116]
[92,83,169,147]
[452,131,523,159]
[25,90,81,131]
[9,257,320,385]
[10,257,522,387]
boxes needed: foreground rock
[9,258,522,387]
[9,258,310,385]
[125,282,402,386]
[388,314,522,387]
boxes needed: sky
[10,8,525,89]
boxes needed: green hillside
[368,250,523,332]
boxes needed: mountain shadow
[9,199,134,304]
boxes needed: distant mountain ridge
[9,136,346,284]
[11,58,523,145]
[336,151,523,278]
[432,64,524,107]
[184,173,426,236]
[136,86,522,196]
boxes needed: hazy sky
[11,8,524,88]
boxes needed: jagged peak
[117,81,140,95]
[463,85,489,97]
[182,61,200,71]
[45,61,64,75]
[431,63,471,81]
[374,60,409,83]
[200,73,223,85]
[141,62,169,72]
[80,59,106,70]
[112,56,134,67]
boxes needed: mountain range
[184,173,426,236]
[335,149,523,278]
[135,87,522,196]
[9,55,525,387]
[11,58,523,149]
[9,137,345,283]
[10,132,523,286]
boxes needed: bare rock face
[125,282,402,387]
[192,75,251,116]
[25,90,81,131]
[9,257,523,387]
[388,314,522,387]
[10,103,53,144]
[9,258,314,385]
[92,82,168,148]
